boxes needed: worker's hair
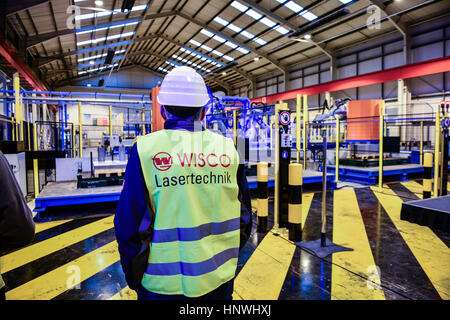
[164,106,203,119]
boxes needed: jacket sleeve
[114,144,154,291]
[0,151,35,254]
[237,164,252,251]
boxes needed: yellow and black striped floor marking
[1,181,449,300]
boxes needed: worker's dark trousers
[137,279,234,300]
[0,287,5,301]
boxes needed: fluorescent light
[339,0,352,3]
[95,1,103,6]
[223,55,234,61]
[231,1,248,12]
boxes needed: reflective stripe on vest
[137,129,240,297]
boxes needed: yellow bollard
[257,162,269,233]
[288,163,303,242]
[423,153,433,199]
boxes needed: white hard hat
[157,66,210,107]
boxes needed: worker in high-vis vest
[114,66,252,300]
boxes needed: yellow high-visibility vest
[137,128,241,297]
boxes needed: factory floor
[1,180,449,300]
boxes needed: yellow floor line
[370,186,450,300]
[233,232,296,300]
[0,215,114,274]
[109,286,137,300]
[34,219,73,234]
[6,240,119,300]
[331,189,385,300]
[301,193,314,227]
[400,180,424,198]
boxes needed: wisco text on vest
[153,152,232,171]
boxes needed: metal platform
[401,195,450,233]
[327,164,424,185]
[34,181,122,216]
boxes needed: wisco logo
[152,152,173,171]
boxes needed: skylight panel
[211,50,223,57]
[274,25,289,35]
[213,17,228,26]
[236,47,249,54]
[200,44,212,52]
[231,1,248,12]
[254,37,267,46]
[260,17,276,28]
[240,30,254,39]
[277,0,318,21]
[200,29,214,38]
[76,21,139,35]
[78,53,106,62]
[76,31,134,46]
[212,35,226,43]
[285,1,303,12]
[246,9,262,20]
[224,41,238,49]
[227,23,242,33]
[189,39,202,47]
[75,5,146,21]
[300,11,317,21]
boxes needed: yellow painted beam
[109,286,137,300]
[6,241,119,300]
[233,232,296,300]
[0,215,114,274]
[331,189,385,300]
[370,186,450,299]
[34,219,73,234]
[301,193,314,227]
